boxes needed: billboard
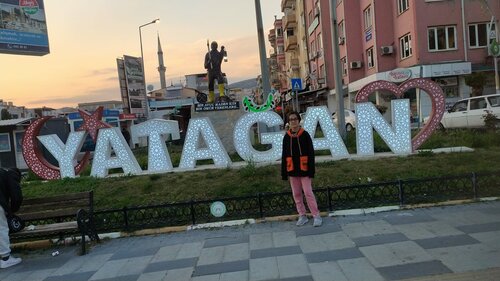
[0,0,49,56]
[123,55,146,117]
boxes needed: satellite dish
[147,84,154,91]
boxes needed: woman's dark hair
[287,111,301,122]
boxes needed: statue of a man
[204,41,226,103]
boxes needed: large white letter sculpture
[37,131,87,178]
[91,127,142,177]
[302,106,349,159]
[233,111,284,162]
[355,100,412,156]
[179,118,231,169]
[131,119,180,173]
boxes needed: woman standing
[281,111,322,227]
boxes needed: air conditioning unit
[349,61,362,69]
[338,37,345,45]
[381,46,393,55]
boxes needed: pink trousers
[289,176,320,217]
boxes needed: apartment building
[273,0,499,120]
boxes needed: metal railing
[87,171,500,232]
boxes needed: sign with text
[195,101,240,112]
[123,55,146,117]
[0,0,49,56]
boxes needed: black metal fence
[86,171,500,232]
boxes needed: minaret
[157,34,167,89]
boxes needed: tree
[464,72,487,97]
[1,108,12,120]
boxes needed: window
[399,33,412,59]
[488,95,500,107]
[286,28,294,37]
[428,25,456,51]
[0,133,11,152]
[450,101,467,112]
[338,20,345,38]
[320,64,325,78]
[318,32,323,52]
[469,23,496,48]
[469,98,487,110]
[276,28,283,37]
[367,47,374,68]
[341,57,347,76]
[398,0,409,14]
[363,6,372,30]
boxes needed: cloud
[27,87,121,106]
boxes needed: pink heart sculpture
[355,78,445,151]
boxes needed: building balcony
[281,0,294,12]
[268,29,276,42]
[283,13,297,29]
[285,35,298,51]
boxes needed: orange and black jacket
[281,128,315,180]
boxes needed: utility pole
[254,0,271,99]
[329,0,346,139]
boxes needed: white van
[438,94,500,129]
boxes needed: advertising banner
[0,0,49,55]
[123,55,146,117]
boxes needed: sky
[0,0,282,109]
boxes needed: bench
[11,191,100,255]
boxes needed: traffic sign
[291,78,302,91]
[491,39,500,57]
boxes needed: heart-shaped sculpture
[355,78,445,151]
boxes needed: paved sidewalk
[1,201,499,281]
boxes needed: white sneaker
[0,256,22,269]
[296,215,309,226]
[313,216,323,227]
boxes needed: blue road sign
[291,78,302,91]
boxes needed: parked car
[425,94,500,129]
[332,110,357,131]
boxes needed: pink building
[301,0,499,119]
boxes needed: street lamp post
[139,18,159,120]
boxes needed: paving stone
[222,243,250,263]
[377,260,452,280]
[337,257,385,281]
[393,221,464,240]
[428,244,500,272]
[415,234,480,249]
[176,242,204,259]
[73,254,114,273]
[250,246,302,259]
[220,270,249,281]
[430,211,500,227]
[13,255,71,273]
[383,212,437,225]
[150,244,182,263]
[264,276,314,281]
[90,275,139,281]
[109,247,158,260]
[44,271,96,281]
[197,245,224,265]
[191,274,220,281]
[295,223,341,237]
[305,247,363,263]
[352,233,408,247]
[89,258,144,280]
[341,220,398,238]
[163,267,194,281]
[470,230,500,250]
[192,260,249,277]
[309,261,349,281]
[297,232,355,253]
[203,235,249,248]
[456,222,500,234]
[360,241,434,268]
[249,257,279,281]
[143,257,197,273]
[116,255,153,276]
[276,254,310,279]
[136,271,168,281]
[12,269,54,281]
[1,271,32,281]
[249,233,273,250]
[272,231,298,247]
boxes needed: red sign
[120,113,137,120]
